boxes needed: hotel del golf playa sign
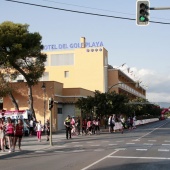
[43,41,104,50]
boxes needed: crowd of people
[64,115,101,139]
[0,117,24,152]
[64,114,137,139]
[0,117,51,153]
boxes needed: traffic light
[48,98,54,110]
[136,0,150,26]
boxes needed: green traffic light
[139,16,146,22]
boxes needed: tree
[0,21,47,119]
[0,71,19,110]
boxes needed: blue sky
[1,0,170,103]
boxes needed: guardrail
[114,118,159,130]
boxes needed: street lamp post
[41,82,46,129]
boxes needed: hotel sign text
[43,41,104,50]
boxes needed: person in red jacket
[13,119,24,151]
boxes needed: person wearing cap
[64,115,71,139]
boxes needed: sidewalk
[0,132,67,157]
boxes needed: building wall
[45,39,108,93]
[3,81,94,131]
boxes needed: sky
[1,0,170,103]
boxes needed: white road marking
[91,145,100,146]
[162,144,170,146]
[35,150,45,153]
[94,149,105,151]
[109,155,170,160]
[55,145,67,148]
[72,142,80,143]
[116,140,124,142]
[108,144,118,146]
[148,140,156,142]
[143,143,153,145]
[132,139,140,142]
[54,151,64,153]
[126,143,135,145]
[72,150,85,152]
[74,145,83,147]
[134,121,168,141]
[158,149,169,152]
[81,150,119,170]
[136,149,147,151]
[115,148,126,151]
[164,140,170,142]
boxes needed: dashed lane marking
[143,143,153,145]
[74,145,83,147]
[54,151,64,153]
[148,140,156,142]
[72,150,85,152]
[71,142,80,143]
[35,150,45,153]
[162,144,170,146]
[136,149,147,151]
[158,149,169,152]
[94,149,105,151]
[115,148,126,151]
[126,143,135,145]
[164,140,170,142]
[108,144,118,146]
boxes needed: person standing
[82,118,87,135]
[0,118,5,152]
[75,116,80,135]
[5,117,15,152]
[29,118,34,136]
[13,119,24,151]
[36,120,43,142]
[45,119,50,141]
[120,115,125,134]
[64,115,71,139]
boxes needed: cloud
[119,66,170,103]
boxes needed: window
[58,108,62,114]
[64,71,69,78]
[51,53,74,66]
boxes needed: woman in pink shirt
[5,117,14,152]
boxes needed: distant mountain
[156,102,170,108]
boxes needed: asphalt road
[1,119,170,170]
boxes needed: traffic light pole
[150,7,170,10]
[50,109,53,146]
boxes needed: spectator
[29,118,34,136]
[35,120,43,142]
[13,119,23,151]
[64,115,71,139]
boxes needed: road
[1,119,170,170]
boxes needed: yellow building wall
[45,47,108,93]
